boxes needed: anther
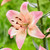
[19,18,22,21]
[15,17,18,18]
[16,28,18,30]
[16,22,18,24]
[20,25,22,27]
[11,20,14,22]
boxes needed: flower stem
[37,0,46,49]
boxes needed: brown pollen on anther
[19,18,22,21]
[15,17,18,18]
[20,25,22,27]
[11,20,14,22]
[16,22,18,24]
[16,28,18,30]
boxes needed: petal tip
[20,2,29,10]
[1,0,11,6]
[46,28,50,32]
[41,35,45,39]
[6,10,12,16]
[16,40,24,49]
[39,45,46,50]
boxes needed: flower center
[23,23,28,27]
[11,16,29,30]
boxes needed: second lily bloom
[1,0,10,6]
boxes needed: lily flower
[1,48,12,50]
[46,28,50,38]
[1,0,10,6]
[6,2,45,49]
[39,45,46,50]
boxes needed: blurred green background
[0,0,50,50]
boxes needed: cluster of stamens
[11,16,22,30]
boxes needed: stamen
[16,22,18,24]
[16,28,18,30]
[20,25,22,27]
[19,18,22,21]
[11,20,14,22]
[15,17,18,18]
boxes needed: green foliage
[0,0,50,50]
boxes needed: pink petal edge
[28,25,45,39]
[2,48,12,50]
[20,2,29,12]
[39,45,46,50]
[20,2,31,23]
[8,27,18,38]
[30,11,43,25]
[46,28,50,38]
[6,10,21,28]
[1,0,10,6]
[16,28,26,49]
[46,28,50,32]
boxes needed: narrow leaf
[47,13,50,18]
[29,3,37,8]
[32,39,39,50]
[42,12,50,18]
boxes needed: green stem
[37,0,46,48]
[37,0,40,11]
[43,38,46,48]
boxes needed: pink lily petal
[1,0,10,6]
[6,10,21,28]
[30,11,43,25]
[28,25,45,39]
[20,2,32,23]
[46,28,50,38]
[6,10,25,28]
[8,27,18,38]
[39,45,46,50]
[46,28,50,32]
[20,2,29,16]
[16,28,26,49]
[47,35,50,38]
[2,48,12,50]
